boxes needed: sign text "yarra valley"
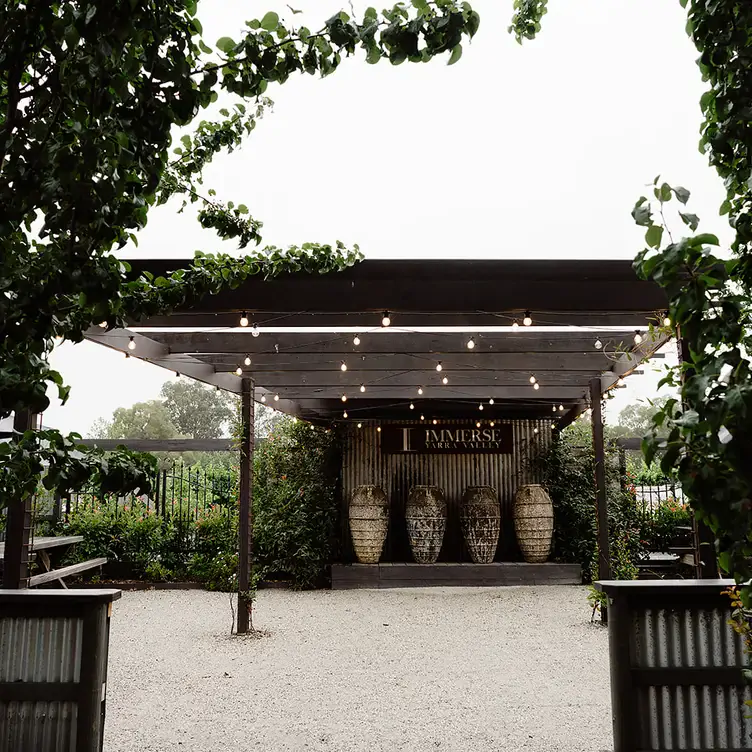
[381,424,513,454]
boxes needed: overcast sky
[45,0,723,435]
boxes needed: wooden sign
[381,424,513,454]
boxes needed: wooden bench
[0,536,107,588]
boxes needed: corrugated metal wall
[0,616,82,751]
[633,605,752,749]
[341,419,551,562]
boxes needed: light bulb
[340,361,348,372]
[381,311,391,327]
[436,362,443,372]
[261,395,267,403]
[553,405,557,413]
[489,398,494,405]
[128,336,136,351]
[534,427,539,434]
[442,376,448,385]
[252,324,260,337]
[244,355,251,366]
[239,312,249,327]
[353,335,361,346]
[235,367,242,376]
[634,330,643,344]
[663,315,672,327]
[617,377,625,387]
[98,321,107,328]
[476,421,481,428]
[529,375,536,384]
[418,386,424,395]
[341,394,347,402]
[490,421,495,427]
[594,338,603,350]
[466,337,476,350]
[512,320,519,329]
[360,384,366,393]
[357,422,362,428]
[420,415,425,421]
[410,402,415,410]
[479,404,484,411]
[558,404,564,412]
[533,382,540,390]
[377,426,381,432]
[523,311,533,326]
[432,419,438,425]
[273,394,279,402]
[343,410,348,418]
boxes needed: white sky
[45,0,724,435]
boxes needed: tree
[1,1,481,529]
[512,1,752,600]
[613,398,669,438]
[92,401,181,441]
[160,380,235,439]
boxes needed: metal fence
[633,479,685,518]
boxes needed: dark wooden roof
[88,259,670,425]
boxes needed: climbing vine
[1,0,480,508]
[509,0,752,601]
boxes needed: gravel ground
[105,586,612,752]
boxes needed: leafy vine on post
[506,0,752,604]
[1,0,481,580]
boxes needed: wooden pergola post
[2,410,35,589]
[237,377,255,634]
[590,378,611,621]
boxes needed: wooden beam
[237,377,254,634]
[257,386,595,400]
[590,378,611,623]
[78,438,235,452]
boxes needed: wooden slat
[29,558,107,587]
[0,536,83,556]
[78,438,234,452]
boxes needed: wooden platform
[331,562,582,589]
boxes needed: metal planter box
[596,579,752,752]
[0,589,121,752]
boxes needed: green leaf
[448,44,463,65]
[646,224,663,249]
[679,212,700,231]
[672,186,690,204]
[216,36,236,54]
[199,40,213,54]
[632,199,652,227]
[688,233,720,247]
[260,11,280,31]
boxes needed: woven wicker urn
[405,486,447,564]
[461,486,501,564]
[513,484,554,563]
[349,485,389,564]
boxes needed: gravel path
[105,586,612,752]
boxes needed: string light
[357,422,362,429]
[432,419,438,425]
[244,355,251,366]
[553,405,557,413]
[377,426,382,432]
[476,421,481,428]
[558,404,564,412]
[663,313,672,327]
[534,427,539,434]
[466,337,476,350]
[617,377,625,386]
[418,386,424,395]
[512,320,519,329]
[442,376,448,384]
[594,338,603,350]
[343,410,348,418]
[478,404,484,411]
[410,402,415,410]
[235,367,242,376]
[436,362,443,372]
[529,375,537,384]
[128,336,136,351]
[381,311,391,327]
[634,330,643,344]
[489,398,494,405]
[353,335,361,346]
[261,395,267,403]
[490,421,495,427]
[239,312,249,327]
[252,323,260,338]
[523,311,533,327]
[341,394,347,402]
[533,382,540,390]
[340,361,348,372]
[98,321,107,328]
[420,415,425,421]
[360,384,366,393]
[273,394,280,402]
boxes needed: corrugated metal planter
[348,485,389,564]
[595,580,752,752]
[461,486,500,564]
[0,589,121,752]
[405,486,447,564]
[513,484,553,563]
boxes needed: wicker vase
[461,486,501,564]
[349,485,389,564]
[514,484,554,563]
[405,486,447,564]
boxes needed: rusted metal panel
[341,419,551,562]
[633,606,752,750]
